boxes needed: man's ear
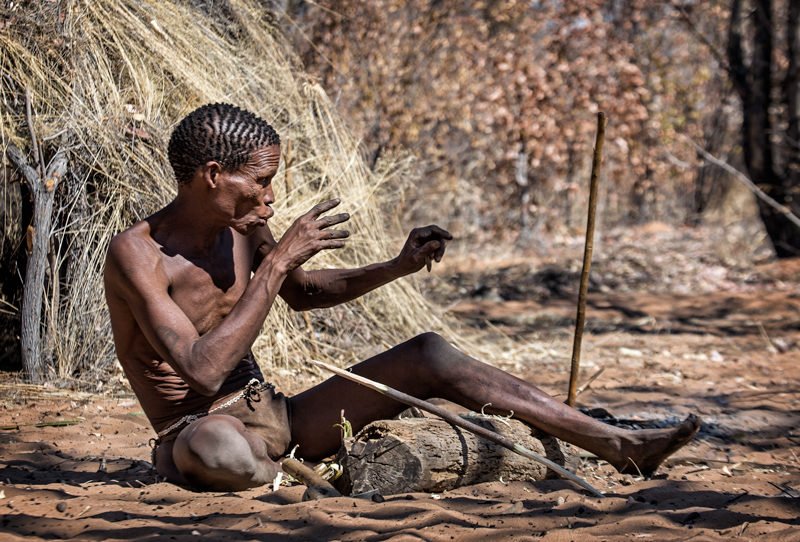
[202,161,223,189]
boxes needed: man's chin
[232,223,259,235]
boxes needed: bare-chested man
[104,103,700,492]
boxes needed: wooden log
[313,359,602,496]
[335,415,577,496]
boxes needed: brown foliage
[283,0,731,244]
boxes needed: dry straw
[0,0,468,386]
[2,1,559,391]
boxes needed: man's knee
[407,332,465,380]
[173,416,264,485]
[409,332,452,358]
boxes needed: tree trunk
[7,144,68,382]
[335,415,577,496]
[728,0,800,257]
[692,105,730,222]
[779,0,800,256]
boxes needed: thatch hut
[0,0,450,385]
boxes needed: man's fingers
[322,239,347,249]
[420,240,440,272]
[318,213,350,228]
[308,199,341,218]
[413,224,453,245]
[419,239,440,257]
[323,229,350,240]
[434,242,446,262]
[428,224,453,240]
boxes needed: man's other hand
[395,225,452,274]
[269,199,350,273]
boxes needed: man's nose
[263,185,275,205]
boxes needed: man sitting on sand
[104,103,700,491]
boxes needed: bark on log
[335,415,577,496]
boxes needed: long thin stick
[567,112,606,407]
[311,360,604,498]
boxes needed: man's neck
[152,195,228,257]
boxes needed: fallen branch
[684,135,800,229]
[311,360,604,498]
[0,418,82,431]
[768,481,799,499]
[5,143,40,187]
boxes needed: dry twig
[576,367,605,397]
[684,135,800,229]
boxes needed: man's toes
[669,414,701,451]
[681,414,702,437]
[618,415,701,477]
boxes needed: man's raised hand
[269,199,350,273]
[396,225,452,274]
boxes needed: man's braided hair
[168,103,280,184]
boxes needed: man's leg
[169,415,281,491]
[290,332,699,474]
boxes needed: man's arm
[106,201,348,396]
[256,225,452,311]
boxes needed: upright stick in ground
[311,359,604,498]
[567,112,607,408]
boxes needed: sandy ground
[1,232,799,541]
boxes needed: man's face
[215,145,280,235]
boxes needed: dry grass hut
[0,0,455,386]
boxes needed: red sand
[1,256,799,541]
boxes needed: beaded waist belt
[155,378,263,440]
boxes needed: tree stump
[334,415,577,496]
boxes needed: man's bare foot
[613,414,701,476]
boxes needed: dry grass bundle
[0,0,466,386]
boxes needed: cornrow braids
[168,103,280,184]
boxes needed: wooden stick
[0,418,82,431]
[567,112,606,407]
[281,457,342,500]
[576,367,605,397]
[311,359,604,498]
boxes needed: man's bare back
[105,103,700,492]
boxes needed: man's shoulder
[108,221,157,259]
[105,221,163,284]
